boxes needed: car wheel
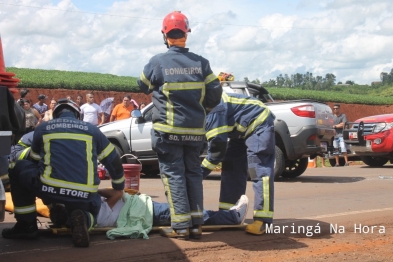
[281,158,308,178]
[274,146,285,180]
[360,156,388,167]
[328,158,346,167]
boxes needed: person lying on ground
[50,188,249,240]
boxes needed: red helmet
[162,11,191,34]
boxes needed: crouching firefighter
[2,99,125,247]
[201,92,275,235]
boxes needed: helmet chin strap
[163,33,169,49]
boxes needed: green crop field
[266,88,393,105]
[7,67,140,92]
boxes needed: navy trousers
[8,160,100,227]
[219,114,275,223]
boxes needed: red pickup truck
[343,114,393,166]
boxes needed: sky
[1,0,393,85]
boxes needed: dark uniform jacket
[10,131,34,162]
[138,46,222,143]
[30,112,124,195]
[202,93,273,172]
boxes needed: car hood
[355,114,393,123]
[99,118,133,132]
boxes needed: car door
[129,103,156,159]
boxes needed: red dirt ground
[19,88,392,122]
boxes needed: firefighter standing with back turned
[138,11,222,240]
[2,99,125,247]
[201,90,276,235]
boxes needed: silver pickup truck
[99,81,335,180]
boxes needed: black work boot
[70,209,90,247]
[190,225,202,239]
[2,220,39,239]
[49,204,68,227]
[159,227,189,240]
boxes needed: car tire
[281,158,308,178]
[274,146,285,180]
[113,144,128,163]
[360,156,388,167]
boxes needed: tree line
[245,68,393,90]
[380,68,393,85]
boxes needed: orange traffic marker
[0,35,20,93]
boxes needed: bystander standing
[109,95,134,122]
[332,103,349,167]
[76,94,83,107]
[23,100,41,133]
[33,94,48,118]
[43,99,57,121]
[80,93,104,126]
[17,88,30,106]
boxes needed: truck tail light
[291,105,316,118]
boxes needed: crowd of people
[15,89,147,134]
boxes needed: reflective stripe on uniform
[30,150,41,160]
[14,204,36,215]
[111,176,125,185]
[222,92,267,107]
[218,93,271,138]
[253,176,274,218]
[153,123,206,135]
[88,213,94,231]
[40,133,97,192]
[204,73,218,84]
[17,140,29,148]
[219,202,235,210]
[206,126,234,140]
[191,211,203,218]
[244,109,270,137]
[201,158,218,170]
[139,71,156,90]
[161,174,191,223]
[18,147,31,160]
[162,82,206,127]
[97,143,115,161]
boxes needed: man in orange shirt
[109,95,135,122]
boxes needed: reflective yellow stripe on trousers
[254,176,274,218]
[161,174,191,223]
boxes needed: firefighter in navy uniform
[2,99,125,247]
[0,131,35,192]
[201,92,275,235]
[9,131,34,162]
[138,11,222,239]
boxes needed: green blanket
[106,193,153,240]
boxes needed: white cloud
[0,0,392,85]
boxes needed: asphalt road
[1,164,392,261]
